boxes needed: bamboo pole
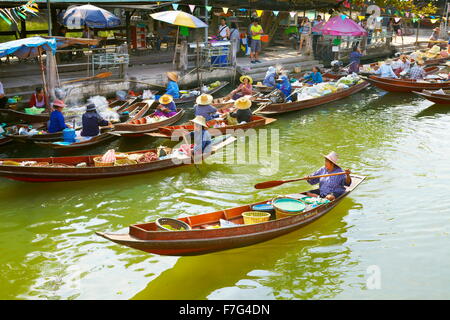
[38,47,50,112]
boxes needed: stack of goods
[143,114,169,124]
[410,46,449,61]
[6,125,47,136]
[24,107,45,115]
[294,74,363,101]
[180,90,201,99]
[360,64,376,73]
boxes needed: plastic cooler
[63,128,76,143]
[211,46,229,67]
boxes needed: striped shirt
[409,65,426,80]
[307,166,350,198]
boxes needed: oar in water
[254,172,348,189]
[62,72,113,85]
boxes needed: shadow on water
[414,103,450,118]
[132,198,360,300]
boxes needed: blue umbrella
[62,4,121,29]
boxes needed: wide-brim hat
[196,93,213,105]
[234,97,252,110]
[159,94,173,105]
[53,99,66,108]
[240,75,253,84]
[385,59,393,65]
[190,115,207,127]
[167,72,178,82]
[321,151,340,167]
[86,103,96,112]
[433,27,440,31]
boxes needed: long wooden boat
[254,81,370,115]
[364,75,450,93]
[5,102,150,143]
[34,130,116,150]
[0,136,13,146]
[112,109,185,137]
[174,81,229,105]
[359,65,440,78]
[117,100,153,122]
[0,107,50,123]
[413,90,450,104]
[0,136,236,182]
[153,115,276,139]
[97,175,365,256]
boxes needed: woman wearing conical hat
[226,96,252,124]
[154,94,177,117]
[165,72,180,99]
[194,93,219,121]
[304,152,352,201]
[229,75,253,100]
[187,115,212,156]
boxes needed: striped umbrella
[63,4,121,29]
[150,10,208,28]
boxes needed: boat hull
[0,136,236,182]
[97,175,365,256]
[413,90,450,104]
[255,81,370,115]
[365,75,450,92]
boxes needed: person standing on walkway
[218,18,230,40]
[311,15,323,58]
[298,17,312,56]
[229,22,241,63]
[348,46,363,74]
[250,18,264,64]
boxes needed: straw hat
[167,72,178,82]
[322,151,340,167]
[190,115,207,127]
[255,81,266,87]
[433,27,440,31]
[196,93,213,105]
[53,99,66,108]
[385,59,393,65]
[159,94,173,105]
[240,75,253,84]
[234,97,252,110]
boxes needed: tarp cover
[312,15,367,36]
[0,36,57,58]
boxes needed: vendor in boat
[374,59,398,78]
[28,87,48,108]
[408,60,426,80]
[348,46,363,74]
[304,151,352,201]
[262,66,277,89]
[194,94,219,121]
[154,94,177,118]
[48,100,72,133]
[397,55,411,77]
[303,66,323,85]
[165,72,180,99]
[80,104,113,138]
[188,115,212,156]
[229,75,253,100]
[226,97,252,125]
[276,75,293,101]
[0,81,7,109]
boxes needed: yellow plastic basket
[242,211,271,225]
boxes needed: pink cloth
[312,16,367,36]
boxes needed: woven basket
[156,217,191,231]
[93,156,114,167]
[242,211,271,225]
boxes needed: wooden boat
[34,130,116,150]
[359,65,440,77]
[211,95,268,109]
[0,136,236,182]
[0,107,50,123]
[174,81,229,105]
[413,90,450,104]
[96,175,365,256]
[111,109,185,137]
[364,75,450,93]
[116,100,153,122]
[0,136,12,146]
[254,81,370,115]
[5,102,150,143]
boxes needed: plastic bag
[142,90,154,100]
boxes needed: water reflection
[132,198,359,300]
[414,103,450,118]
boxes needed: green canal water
[1,85,450,300]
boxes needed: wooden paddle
[62,72,113,85]
[254,172,348,189]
